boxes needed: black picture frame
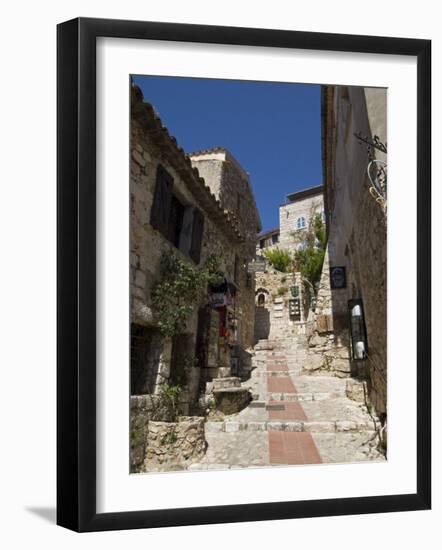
[330,266,347,289]
[57,17,431,532]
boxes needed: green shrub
[263,248,293,273]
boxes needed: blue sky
[133,75,322,233]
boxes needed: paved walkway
[265,351,321,464]
[197,339,385,470]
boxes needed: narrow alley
[129,81,388,474]
[195,336,384,470]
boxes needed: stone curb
[205,420,378,433]
[266,391,346,402]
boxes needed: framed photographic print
[57,17,431,532]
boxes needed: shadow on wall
[254,305,270,342]
[321,84,387,417]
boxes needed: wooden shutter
[150,164,173,236]
[189,208,204,264]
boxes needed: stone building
[189,148,262,351]
[254,185,326,343]
[256,186,324,254]
[257,227,280,252]
[279,185,324,251]
[130,84,261,469]
[320,85,387,423]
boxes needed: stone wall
[144,417,206,472]
[322,85,387,416]
[190,149,262,350]
[254,270,308,342]
[130,394,156,472]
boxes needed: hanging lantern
[348,298,368,360]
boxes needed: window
[189,208,205,264]
[150,164,173,235]
[296,216,306,229]
[272,233,279,244]
[257,293,266,307]
[166,195,185,247]
[150,163,205,263]
[259,239,265,249]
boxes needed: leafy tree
[293,212,327,294]
[262,247,293,273]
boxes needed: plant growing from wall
[152,383,183,422]
[293,212,327,295]
[262,247,293,273]
[152,252,221,338]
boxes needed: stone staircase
[200,337,385,467]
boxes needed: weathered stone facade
[254,270,307,342]
[279,186,324,252]
[144,417,206,471]
[256,186,324,255]
[254,185,327,341]
[130,84,261,471]
[321,85,387,420]
[190,148,261,350]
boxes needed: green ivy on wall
[151,252,221,338]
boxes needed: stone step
[212,377,241,390]
[266,391,346,402]
[213,386,251,415]
[205,420,379,433]
[252,370,309,376]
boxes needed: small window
[259,239,265,249]
[257,293,265,307]
[296,216,306,230]
[272,234,279,244]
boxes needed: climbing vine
[152,252,221,337]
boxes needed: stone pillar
[154,338,172,391]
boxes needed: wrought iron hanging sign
[354,131,387,212]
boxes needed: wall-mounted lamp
[348,298,368,360]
